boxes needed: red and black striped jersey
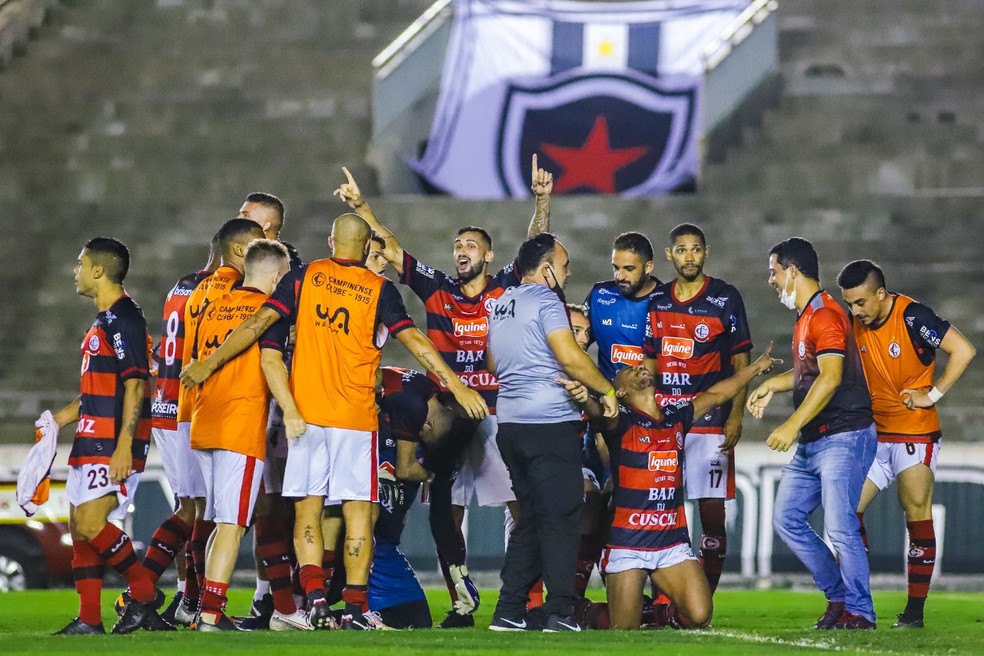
[793,290,872,442]
[604,402,694,552]
[400,252,520,413]
[151,270,209,430]
[644,277,752,432]
[70,295,153,472]
[379,367,440,443]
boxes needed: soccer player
[747,237,877,629]
[174,218,265,623]
[191,239,293,631]
[487,233,618,633]
[333,159,552,625]
[51,237,171,635]
[126,234,218,621]
[584,232,662,380]
[568,304,611,599]
[238,191,303,267]
[563,345,780,630]
[235,192,301,629]
[837,259,976,628]
[181,213,487,631]
[642,223,753,594]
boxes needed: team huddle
[33,158,975,635]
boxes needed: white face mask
[778,269,797,311]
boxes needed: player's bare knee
[175,498,196,524]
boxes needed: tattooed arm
[108,378,144,483]
[180,307,281,388]
[395,327,488,420]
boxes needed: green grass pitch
[0,588,982,655]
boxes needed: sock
[342,585,368,616]
[699,534,727,595]
[526,578,544,611]
[857,512,869,552]
[322,549,337,589]
[905,519,936,617]
[176,578,186,594]
[253,578,271,601]
[72,539,104,626]
[575,531,604,597]
[190,520,215,594]
[142,514,192,582]
[299,564,325,596]
[89,523,154,603]
[437,550,459,605]
[698,500,727,594]
[183,540,200,608]
[255,515,297,614]
[200,578,229,624]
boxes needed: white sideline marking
[688,629,894,653]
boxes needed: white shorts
[452,414,515,507]
[866,440,940,491]
[66,464,140,522]
[683,432,735,500]
[282,425,378,503]
[195,449,265,527]
[177,421,207,498]
[601,543,697,575]
[152,426,194,498]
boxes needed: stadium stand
[0,0,981,451]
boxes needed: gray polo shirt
[488,283,581,424]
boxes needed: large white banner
[411,0,745,198]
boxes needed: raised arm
[395,327,488,420]
[180,306,281,387]
[527,153,553,238]
[334,167,406,274]
[692,343,781,420]
[902,325,977,409]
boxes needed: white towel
[16,410,59,517]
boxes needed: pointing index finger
[531,153,538,180]
[342,166,356,186]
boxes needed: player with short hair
[52,237,172,635]
[584,231,662,381]
[125,233,218,621]
[333,159,552,625]
[747,237,877,630]
[191,239,292,631]
[181,213,487,631]
[642,223,753,594]
[562,345,780,630]
[174,218,265,623]
[837,259,976,629]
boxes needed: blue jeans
[773,424,877,621]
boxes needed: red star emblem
[540,116,648,194]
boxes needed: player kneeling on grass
[560,344,781,630]
[190,239,294,631]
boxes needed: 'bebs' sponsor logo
[661,337,694,359]
[113,333,126,360]
[453,317,488,338]
[648,450,679,473]
[628,511,679,528]
[611,344,644,365]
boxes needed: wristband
[604,388,616,398]
[927,386,944,404]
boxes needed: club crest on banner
[497,72,699,197]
